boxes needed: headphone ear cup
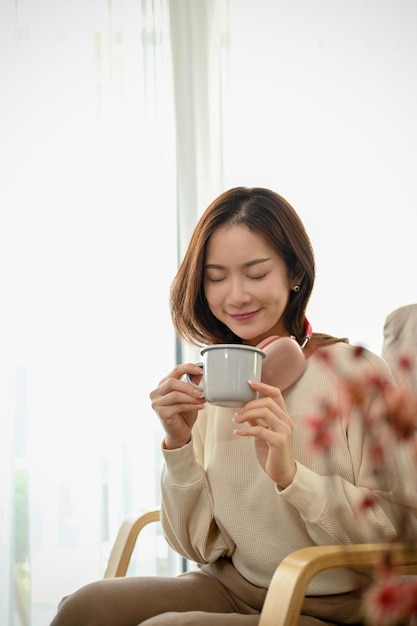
[258,336,306,390]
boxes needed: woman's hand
[149,364,206,450]
[233,380,297,489]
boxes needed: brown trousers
[49,558,364,626]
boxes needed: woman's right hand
[149,363,206,450]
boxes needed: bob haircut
[170,186,315,347]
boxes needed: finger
[248,379,285,405]
[151,369,204,403]
[152,386,205,412]
[157,363,203,386]
[234,396,280,422]
[157,400,206,420]
[234,421,274,439]
[157,386,206,406]
[243,413,282,433]
[235,401,292,433]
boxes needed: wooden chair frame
[104,508,417,626]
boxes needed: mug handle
[185,362,204,391]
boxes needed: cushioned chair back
[382,303,417,392]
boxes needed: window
[0,1,177,623]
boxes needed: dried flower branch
[306,347,417,626]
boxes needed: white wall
[224,0,417,354]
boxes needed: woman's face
[203,224,292,346]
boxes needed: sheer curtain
[0,1,178,624]
[168,0,228,364]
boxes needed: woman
[50,187,417,626]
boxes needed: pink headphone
[257,319,312,390]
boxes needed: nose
[227,278,251,307]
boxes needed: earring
[292,284,300,293]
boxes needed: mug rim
[201,344,266,358]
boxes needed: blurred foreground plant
[306,346,417,626]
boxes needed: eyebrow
[204,257,272,269]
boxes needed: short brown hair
[170,187,315,346]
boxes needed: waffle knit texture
[161,341,417,595]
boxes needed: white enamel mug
[186,344,266,407]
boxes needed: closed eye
[207,276,225,283]
[248,273,268,280]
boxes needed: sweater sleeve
[160,439,235,563]
[279,446,417,546]
[279,347,417,546]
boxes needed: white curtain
[168,0,227,364]
[0,1,179,624]
[169,0,226,252]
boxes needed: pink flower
[353,345,366,358]
[398,354,414,373]
[357,492,377,514]
[314,349,334,366]
[362,570,417,626]
[305,402,339,452]
[367,441,385,466]
[342,376,368,410]
[306,415,334,452]
[382,385,417,441]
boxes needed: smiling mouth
[229,310,260,321]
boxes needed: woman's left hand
[233,380,297,489]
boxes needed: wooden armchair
[104,508,417,626]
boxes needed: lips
[229,309,260,321]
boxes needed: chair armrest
[259,542,417,626]
[104,508,160,578]
[104,510,417,626]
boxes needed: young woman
[50,187,417,626]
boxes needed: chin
[234,330,266,346]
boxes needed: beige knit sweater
[161,341,417,595]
